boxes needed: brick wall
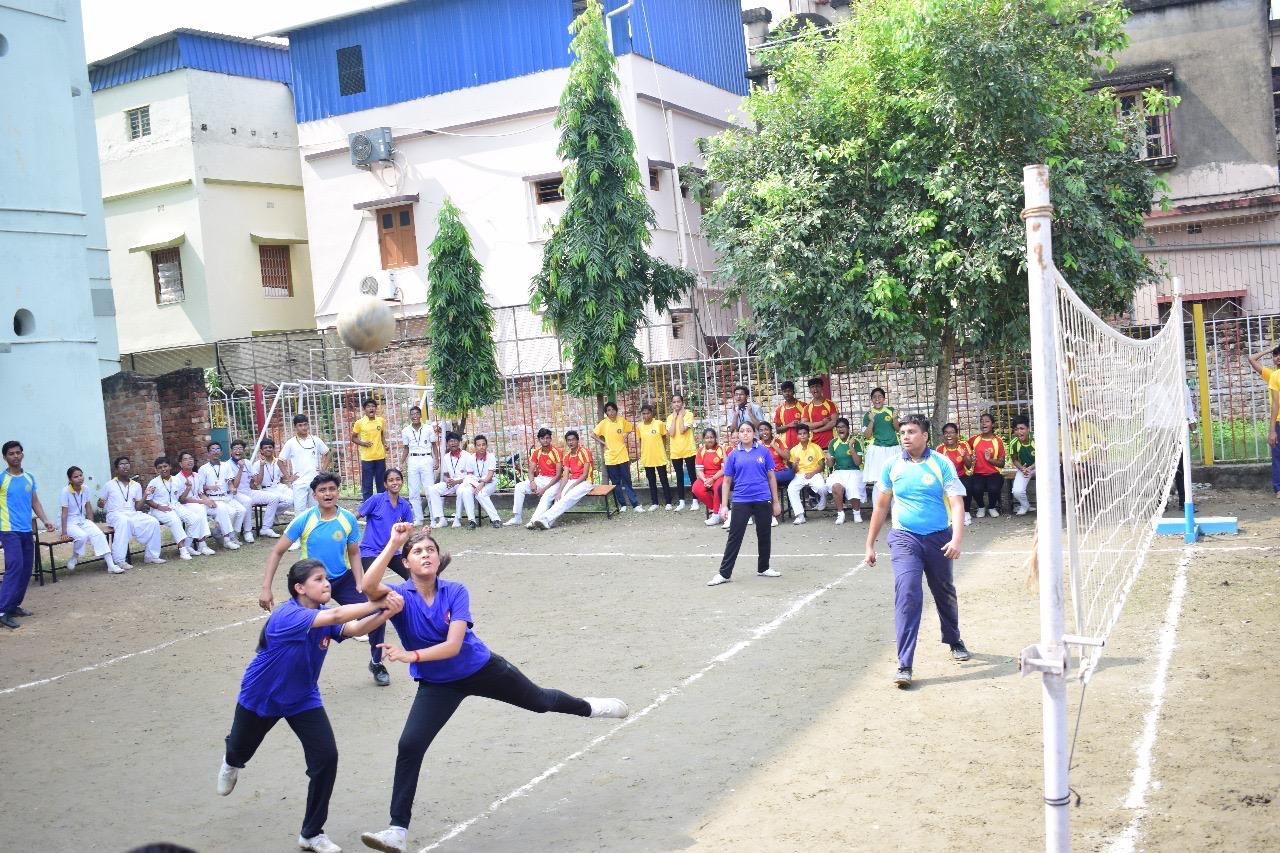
[156,368,212,460]
[101,368,211,473]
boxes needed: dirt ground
[0,489,1276,853]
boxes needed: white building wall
[0,0,115,489]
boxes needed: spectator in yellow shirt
[592,401,641,511]
[787,424,829,524]
[666,392,699,511]
[351,398,387,499]
[636,403,673,510]
[1247,342,1280,496]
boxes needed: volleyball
[337,297,396,353]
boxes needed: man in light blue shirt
[864,414,971,688]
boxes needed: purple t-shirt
[238,599,345,717]
[388,578,491,683]
[357,492,414,558]
[723,441,773,502]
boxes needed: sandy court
[0,489,1276,852]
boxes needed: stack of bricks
[101,372,165,471]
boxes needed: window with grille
[378,204,418,269]
[1116,85,1174,164]
[1272,68,1280,152]
[336,45,366,97]
[126,106,151,140]
[534,177,565,204]
[649,168,661,191]
[151,247,184,305]
[259,245,293,297]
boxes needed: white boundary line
[0,614,269,697]
[416,560,870,852]
[458,545,1276,560]
[1101,547,1192,853]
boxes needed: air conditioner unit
[359,270,401,301]
[349,127,394,168]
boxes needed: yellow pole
[1191,301,1213,465]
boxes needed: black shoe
[950,641,971,662]
[9,606,32,617]
[491,519,502,529]
[467,520,478,530]
[369,662,391,687]
[0,614,19,630]
[894,667,912,688]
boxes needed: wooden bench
[575,483,618,518]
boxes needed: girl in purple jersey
[217,560,403,853]
[357,524,629,853]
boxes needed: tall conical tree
[426,199,502,431]
[531,0,694,407]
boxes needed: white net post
[1020,165,1072,853]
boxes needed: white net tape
[1053,270,1185,681]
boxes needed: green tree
[425,198,502,431]
[531,0,694,410]
[701,0,1170,428]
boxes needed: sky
[82,0,800,63]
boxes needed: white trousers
[458,477,499,522]
[827,470,864,504]
[1012,471,1036,511]
[540,481,593,525]
[291,481,317,515]
[512,476,561,520]
[66,518,112,562]
[406,457,437,525]
[236,490,282,533]
[149,509,190,549]
[788,472,828,514]
[863,444,898,501]
[206,497,245,540]
[176,503,211,541]
[427,481,460,522]
[105,510,161,562]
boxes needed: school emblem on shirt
[319,636,330,649]
[922,473,936,485]
[331,529,344,541]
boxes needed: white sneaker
[793,514,807,525]
[618,506,629,513]
[217,760,238,796]
[451,520,462,528]
[757,568,781,578]
[287,541,301,551]
[179,547,193,561]
[585,697,630,719]
[748,516,755,525]
[664,503,673,511]
[771,516,778,527]
[964,512,972,526]
[107,563,125,574]
[299,833,342,853]
[816,497,827,511]
[198,542,216,556]
[224,538,241,550]
[504,516,522,526]
[533,518,552,530]
[259,528,280,538]
[675,500,686,511]
[66,556,78,571]
[360,826,407,853]
[976,508,986,518]
[241,532,255,544]
[144,556,167,565]
[1015,506,1028,516]
[633,505,645,514]
[119,561,133,570]
[704,513,721,526]
[649,504,660,512]
[989,508,1000,518]
[689,501,702,512]
[721,517,731,530]
[835,511,846,525]
[853,511,863,523]
[706,573,731,586]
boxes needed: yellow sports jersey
[1269,368,1280,423]
[352,415,386,461]
[666,410,696,459]
[789,441,825,475]
[636,419,668,467]
[593,416,633,465]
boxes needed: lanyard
[70,488,87,517]
[116,479,132,506]
[447,453,463,479]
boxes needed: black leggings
[361,552,408,580]
[672,456,697,502]
[225,704,338,839]
[389,653,590,828]
[644,465,672,505]
[717,499,773,579]
[968,473,1003,511]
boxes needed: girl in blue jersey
[357,524,629,853]
[218,559,403,853]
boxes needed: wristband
[413,650,422,663]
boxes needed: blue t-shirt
[723,442,773,502]
[357,492,414,558]
[878,449,966,535]
[0,471,36,533]
[285,507,361,579]
[388,578,491,683]
[237,599,346,717]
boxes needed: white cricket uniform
[401,422,439,524]
[459,451,501,523]
[60,485,113,565]
[172,470,213,540]
[230,456,281,533]
[539,480,593,525]
[788,471,829,515]
[198,461,246,539]
[280,435,329,514]
[250,458,292,529]
[146,475,194,548]
[429,451,475,523]
[102,478,162,562]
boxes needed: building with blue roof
[90,29,316,364]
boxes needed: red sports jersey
[935,442,971,473]
[774,402,806,449]
[563,447,593,481]
[529,446,562,478]
[805,399,838,448]
[767,439,789,472]
[695,446,725,477]
[968,434,1005,476]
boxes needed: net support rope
[1052,270,1185,682]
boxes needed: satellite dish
[359,275,379,296]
